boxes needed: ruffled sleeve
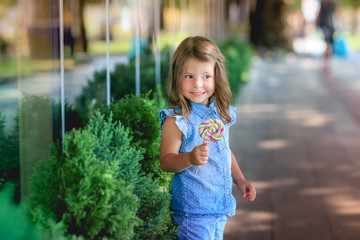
[159,109,189,138]
[227,106,237,127]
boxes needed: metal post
[135,0,140,96]
[155,0,161,85]
[59,0,65,150]
[169,0,175,60]
[106,0,111,106]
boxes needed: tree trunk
[352,7,359,34]
[69,0,87,53]
[249,0,291,50]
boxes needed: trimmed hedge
[99,93,172,188]
[30,111,176,239]
[0,185,43,240]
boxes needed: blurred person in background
[316,0,338,71]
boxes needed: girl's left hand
[237,180,256,202]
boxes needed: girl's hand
[190,142,210,166]
[237,179,256,202]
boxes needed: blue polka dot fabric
[160,101,237,217]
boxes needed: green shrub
[132,176,176,240]
[218,37,252,102]
[30,113,141,240]
[30,111,176,239]
[0,96,86,198]
[0,113,19,192]
[99,94,172,188]
[18,95,87,198]
[153,83,170,112]
[88,110,176,239]
[0,184,42,240]
[76,48,170,119]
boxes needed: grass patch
[0,59,18,80]
[344,33,360,51]
[88,40,131,55]
[0,58,76,82]
[88,32,190,56]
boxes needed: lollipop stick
[194,166,199,175]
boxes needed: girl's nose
[193,77,202,88]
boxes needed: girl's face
[181,58,215,106]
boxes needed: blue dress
[160,101,237,217]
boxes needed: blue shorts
[172,215,228,240]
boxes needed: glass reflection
[0,0,221,200]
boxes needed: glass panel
[0,0,61,198]
[0,0,22,200]
[18,0,61,198]
[0,0,228,201]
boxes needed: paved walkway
[224,53,360,240]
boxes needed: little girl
[160,36,256,240]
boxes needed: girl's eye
[184,75,193,79]
[203,75,212,79]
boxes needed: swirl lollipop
[195,119,225,174]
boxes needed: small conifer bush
[99,94,172,188]
[30,111,176,239]
[30,113,141,240]
[88,111,176,239]
[0,185,42,240]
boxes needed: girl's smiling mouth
[190,92,206,97]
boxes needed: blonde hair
[168,36,232,124]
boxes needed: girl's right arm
[160,117,209,173]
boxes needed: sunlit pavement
[224,46,360,239]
